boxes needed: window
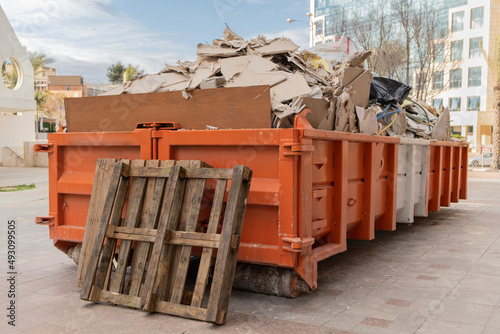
[449,97,461,111]
[450,69,462,88]
[432,98,443,110]
[467,96,480,111]
[452,11,464,32]
[468,67,482,87]
[434,43,445,63]
[467,126,474,135]
[433,71,443,90]
[314,18,324,35]
[451,126,462,135]
[66,85,71,90]
[470,37,483,58]
[451,40,463,61]
[471,7,484,29]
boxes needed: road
[0,167,499,333]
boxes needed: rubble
[104,25,456,140]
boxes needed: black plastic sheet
[369,77,412,105]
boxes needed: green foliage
[34,91,47,111]
[106,62,144,84]
[123,65,144,82]
[28,51,54,76]
[106,62,126,84]
[2,59,19,89]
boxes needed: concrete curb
[468,168,500,172]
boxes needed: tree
[106,62,126,84]
[391,0,415,85]
[483,36,500,169]
[1,59,18,89]
[347,2,405,80]
[40,92,66,128]
[106,62,144,84]
[34,91,47,111]
[123,65,144,82]
[28,51,54,76]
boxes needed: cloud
[0,0,192,83]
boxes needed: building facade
[34,65,56,91]
[430,0,497,152]
[47,75,85,98]
[309,0,498,152]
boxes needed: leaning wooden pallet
[79,159,252,324]
[76,159,211,287]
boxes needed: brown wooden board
[76,158,116,287]
[65,86,271,132]
[79,159,252,325]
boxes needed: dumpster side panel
[427,142,468,213]
[45,130,152,252]
[301,129,398,243]
[156,129,300,271]
[397,140,429,223]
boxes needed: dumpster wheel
[232,263,310,298]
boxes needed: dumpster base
[233,263,310,298]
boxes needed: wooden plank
[108,231,225,248]
[65,86,272,132]
[112,233,156,243]
[76,158,116,287]
[96,289,142,309]
[157,160,209,302]
[92,160,132,297]
[80,161,129,300]
[110,226,159,238]
[127,166,234,180]
[169,231,221,243]
[155,301,209,322]
[141,166,186,311]
[206,166,252,324]
[170,177,206,304]
[110,160,147,293]
[191,179,227,308]
[128,160,173,296]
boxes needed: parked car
[468,152,493,167]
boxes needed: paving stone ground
[0,167,499,333]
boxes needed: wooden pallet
[76,159,210,287]
[79,159,252,324]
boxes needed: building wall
[34,66,56,91]
[0,112,36,165]
[432,0,491,152]
[0,5,36,165]
[47,84,84,98]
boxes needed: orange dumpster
[36,113,468,296]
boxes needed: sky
[0,0,311,84]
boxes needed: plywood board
[65,85,271,132]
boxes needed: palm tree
[28,51,54,77]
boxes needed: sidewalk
[0,167,499,333]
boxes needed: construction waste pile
[105,26,451,141]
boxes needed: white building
[0,5,36,165]
[431,0,497,153]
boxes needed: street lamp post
[287,13,316,47]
